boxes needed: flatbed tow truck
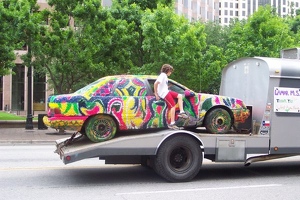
[55,48,300,182]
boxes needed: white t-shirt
[155,73,169,99]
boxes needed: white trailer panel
[220,57,300,154]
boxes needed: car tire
[205,108,232,134]
[153,135,202,182]
[85,115,117,142]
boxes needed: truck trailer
[55,49,300,182]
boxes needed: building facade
[175,0,220,22]
[219,0,300,26]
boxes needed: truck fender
[155,130,204,154]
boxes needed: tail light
[48,108,62,117]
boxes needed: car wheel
[85,115,117,142]
[205,108,232,134]
[153,135,202,182]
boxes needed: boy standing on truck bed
[154,64,188,130]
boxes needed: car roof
[105,75,158,79]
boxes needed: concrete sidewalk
[0,127,75,144]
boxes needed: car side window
[147,79,156,95]
[113,77,148,97]
[147,79,185,95]
[168,81,185,94]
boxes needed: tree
[110,0,176,69]
[200,22,231,93]
[17,0,43,72]
[204,21,230,51]
[139,4,206,91]
[286,8,300,46]
[225,5,294,62]
[199,45,227,94]
[29,0,141,94]
[0,0,21,76]
[113,0,173,10]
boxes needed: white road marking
[116,184,282,196]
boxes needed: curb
[0,120,39,128]
[0,140,56,145]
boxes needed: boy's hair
[161,64,174,73]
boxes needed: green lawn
[0,111,27,120]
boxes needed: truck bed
[55,128,269,164]
[56,129,191,164]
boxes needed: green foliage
[204,21,229,50]
[199,46,226,94]
[32,0,136,94]
[140,4,206,90]
[112,0,173,10]
[0,0,20,75]
[225,5,294,62]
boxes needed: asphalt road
[1,144,300,200]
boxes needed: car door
[146,78,169,128]
[113,76,154,130]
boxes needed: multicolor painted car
[43,75,250,142]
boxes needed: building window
[33,73,46,111]
[11,65,25,111]
[184,0,188,7]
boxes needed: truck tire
[85,115,117,142]
[154,135,202,182]
[205,108,232,134]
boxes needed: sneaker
[178,112,188,119]
[168,123,179,130]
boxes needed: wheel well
[156,132,204,155]
[203,105,234,126]
[80,114,120,134]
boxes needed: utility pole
[25,8,33,130]
[25,42,33,130]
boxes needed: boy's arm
[154,81,160,100]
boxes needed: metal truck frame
[55,49,300,182]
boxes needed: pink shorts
[164,91,179,109]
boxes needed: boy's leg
[176,94,188,119]
[168,91,188,119]
[170,106,175,124]
[164,93,179,130]
[177,94,184,113]
[167,106,179,130]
